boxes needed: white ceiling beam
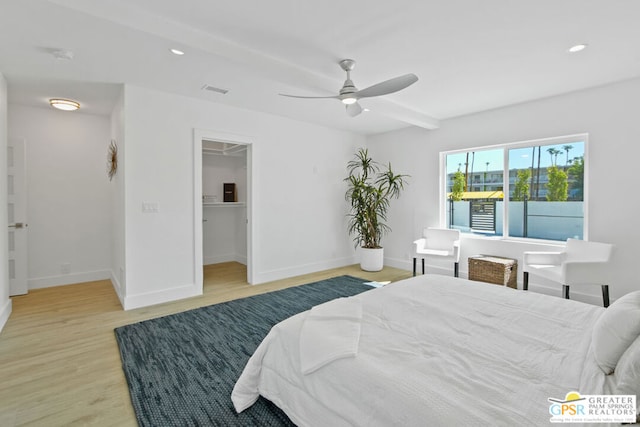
[45,0,440,130]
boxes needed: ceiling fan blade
[355,74,418,99]
[346,102,363,117]
[278,93,339,100]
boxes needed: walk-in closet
[202,140,247,267]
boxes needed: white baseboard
[252,256,357,285]
[109,270,125,308]
[382,256,410,271]
[123,282,202,311]
[204,253,246,266]
[523,282,605,306]
[28,270,111,290]
[385,256,605,306]
[0,298,13,333]
[384,256,453,276]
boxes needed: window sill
[459,233,566,247]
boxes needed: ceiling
[1,0,639,135]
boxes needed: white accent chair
[413,228,461,277]
[522,238,614,307]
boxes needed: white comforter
[232,274,605,426]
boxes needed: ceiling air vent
[201,84,229,95]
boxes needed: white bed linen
[299,297,362,374]
[232,274,605,426]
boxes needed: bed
[232,274,640,426]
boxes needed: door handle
[8,222,26,229]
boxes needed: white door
[7,138,28,295]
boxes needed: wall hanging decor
[107,139,118,181]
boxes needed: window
[443,135,586,242]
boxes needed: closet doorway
[193,129,253,287]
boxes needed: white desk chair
[523,238,614,307]
[413,228,461,277]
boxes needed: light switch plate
[142,201,159,213]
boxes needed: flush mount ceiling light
[49,98,80,111]
[568,44,587,53]
[169,48,185,55]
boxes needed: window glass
[445,149,504,235]
[508,141,585,240]
[443,137,586,241]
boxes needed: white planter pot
[360,247,384,272]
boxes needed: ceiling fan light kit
[279,59,418,117]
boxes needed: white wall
[203,205,247,265]
[8,105,113,289]
[120,85,363,309]
[110,88,126,301]
[0,73,11,332]
[202,152,247,265]
[202,153,247,203]
[367,77,640,304]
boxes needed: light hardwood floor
[0,262,411,426]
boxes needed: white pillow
[591,291,640,374]
[614,334,640,414]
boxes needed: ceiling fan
[279,59,418,117]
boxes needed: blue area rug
[115,275,370,427]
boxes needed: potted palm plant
[345,148,408,271]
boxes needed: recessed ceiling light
[170,48,185,56]
[363,108,370,112]
[49,98,80,111]
[568,44,587,53]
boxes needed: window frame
[439,133,589,243]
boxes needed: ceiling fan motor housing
[340,79,357,96]
[338,59,358,100]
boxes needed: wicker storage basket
[468,255,518,289]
